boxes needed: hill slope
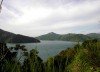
[60,33,91,41]
[36,32,61,40]
[36,32,100,41]
[0,29,40,43]
[87,33,100,39]
[46,39,100,72]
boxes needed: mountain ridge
[36,32,100,41]
[0,29,40,43]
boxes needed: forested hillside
[36,32,100,41]
[0,29,40,43]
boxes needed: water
[7,40,77,61]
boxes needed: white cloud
[0,0,100,36]
[13,7,53,25]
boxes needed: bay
[7,40,78,61]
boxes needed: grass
[0,39,100,72]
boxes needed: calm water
[7,41,77,61]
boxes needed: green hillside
[36,32,61,40]
[0,29,40,43]
[60,33,91,41]
[48,39,100,72]
[36,32,98,41]
[87,33,100,39]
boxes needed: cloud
[0,0,100,36]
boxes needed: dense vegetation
[0,39,100,72]
[36,32,100,41]
[87,33,100,40]
[0,29,40,43]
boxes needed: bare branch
[0,0,3,12]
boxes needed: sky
[0,0,100,37]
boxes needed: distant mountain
[36,32,100,41]
[36,32,61,40]
[87,33,100,39]
[60,33,91,41]
[0,29,40,43]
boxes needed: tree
[22,49,44,72]
[0,0,3,12]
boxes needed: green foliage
[0,39,100,72]
[46,39,100,72]
[22,49,44,72]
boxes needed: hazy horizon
[0,0,100,37]
[0,28,100,37]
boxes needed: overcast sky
[0,0,100,37]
